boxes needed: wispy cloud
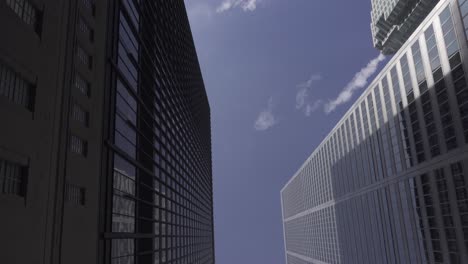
[186,2,214,27]
[304,100,323,116]
[254,97,278,131]
[324,54,386,114]
[216,0,262,13]
[296,74,323,116]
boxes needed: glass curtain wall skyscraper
[0,1,214,264]
[102,1,214,263]
[282,0,468,263]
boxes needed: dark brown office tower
[0,1,214,264]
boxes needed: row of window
[284,206,339,264]
[0,61,34,110]
[415,161,468,263]
[5,0,41,34]
[283,5,468,214]
[109,1,215,263]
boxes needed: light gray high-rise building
[282,0,468,263]
[371,0,441,54]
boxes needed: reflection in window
[117,13,139,90]
[112,154,135,234]
[459,0,468,38]
[411,41,425,85]
[424,25,442,82]
[400,54,414,95]
[440,7,459,60]
[115,79,137,158]
[111,239,134,264]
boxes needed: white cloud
[324,54,386,114]
[295,74,322,116]
[304,100,323,116]
[254,97,278,131]
[216,0,261,13]
[297,74,322,89]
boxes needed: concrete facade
[0,1,214,264]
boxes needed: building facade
[0,1,214,264]
[371,0,441,54]
[282,0,468,263]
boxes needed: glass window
[5,0,40,32]
[74,73,90,97]
[425,25,442,74]
[411,41,426,84]
[400,54,413,94]
[65,183,85,205]
[0,62,34,110]
[70,135,88,156]
[72,103,89,126]
[78,17,94,41]
[440,7,460,60]
[0,159,27,197]
[112,154,135,233]
[77,45,92,69]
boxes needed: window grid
[377,81,394,177]
[70,135,87,156]
[408,100,426,163]
[74,73,90,97]
[78,17,94,42]
[450,63,468,144]
[386,71,404,173]
[65,182,86,206]
[401,54,414,97]
[421,89,440,157]
[77,45,92,69]
[0,159,27,197]
[5,0,39,31]
[450,162,468,255]
[435,168,460,262]
[0,62,34,110]
[282,5,468,264]
[440,7,460,61]
[72,103,89,126]
[434,79,458,151]
[412,40,426,85]
[425,25,443,81]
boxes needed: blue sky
[184,0,388,263]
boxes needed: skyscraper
[371,0,441,54]
[0,1,214,264]
[282,0,468,263]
